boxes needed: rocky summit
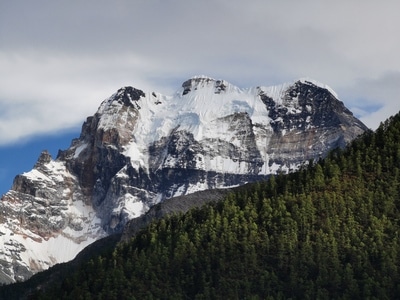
[0,76,368,283]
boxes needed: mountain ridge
[0,76,368,283]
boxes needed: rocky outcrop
[0,76,368,283]
[0,154,105,283]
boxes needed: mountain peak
[34,150,52,170]
[112,86,146,107]
[181,75,229,95]
[296,78,339,99]
[183,75,217,85]
[0,76,368,284]
[94,86,146,131]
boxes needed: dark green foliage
[6,112,400,299]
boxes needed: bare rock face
[0,152,105,284]
[259,80,364,167]
[0,76,368,283]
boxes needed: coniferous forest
[3,112,400,299]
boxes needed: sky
[1,0,400,195]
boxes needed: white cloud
[1,0,400,145]
[339,72,400,129]
[0,51,167,144]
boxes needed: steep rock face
[259,80,361,167]
[0,151,105,284]
[0,76,368,283]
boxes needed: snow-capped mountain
[0,76,368,283]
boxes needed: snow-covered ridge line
[89,75,350,175]
[298,77,339,99]
[69,74,365,191]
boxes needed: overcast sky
[1,1,400,193]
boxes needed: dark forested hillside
[3,113,400,299]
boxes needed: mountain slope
[6,110,400,300]
[0,76,368,283]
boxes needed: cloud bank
[1,0,400,145]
